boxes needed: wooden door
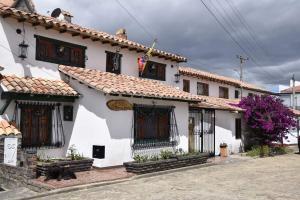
[20,105,52,148]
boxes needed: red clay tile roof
[59,65,203,102]
[0,119,20,136]
[0,74,79,97]
[0,4,186,62]
[179,66,271,94]
[191,97,243,112]
[291,109,300,117]
[280,85,300,94]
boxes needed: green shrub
[149,155,160,161]
[246,145,270,157]
[271,146,291,155]
[133,154,149,163]
[160,150,173,159]
[68,145,85,160]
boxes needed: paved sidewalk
[33,154,300,200]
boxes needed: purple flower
[238,95,297,145]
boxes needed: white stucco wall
[0,18,180,86]
[215,110,242,155]
[59,78,189,167]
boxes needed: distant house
[279,80,300,144]
[178,67,271,154]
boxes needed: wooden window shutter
[157,65,166,81]
[70,47,85,67]
[204,83,209,96]
[158,111,170,139]
[183,80,190,92]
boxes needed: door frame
[189,108,215,155]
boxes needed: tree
[237,95,297,147]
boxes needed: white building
[279,81,300,144]
[0,0,274,168]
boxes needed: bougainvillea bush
[237,95,297,146]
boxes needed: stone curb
[17,162,217,200]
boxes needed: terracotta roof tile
[179,66,271,94]
[0,4,186,62]
[281,85,300,94]
[0,119,20,136]
[0,74,79,97]
[191,96,243,112]
[59,65,203,102]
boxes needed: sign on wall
[107,99,133,111]
[4,137,18,166]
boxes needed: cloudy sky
[34,0,300,91]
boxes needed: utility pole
[292,74,296,109]
[236,55,249,98]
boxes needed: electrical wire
[199,0,278,80]
[114,0,156,42]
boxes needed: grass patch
[246,145,290,157]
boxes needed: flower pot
[220,146,228,157]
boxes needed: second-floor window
[106,51,122,74]
[197,82,209,96]
[219,86,229,99]
[183,79,190,92]
[35,35,86,67]
[139,61,166,81]
[235,90,240,98]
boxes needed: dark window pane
[235,90,240,98]
[235,118,242,139]
[106,51,122,74]
[35,35,86,67]
[139,61,166,81]
[183,79,190,92]
[219,86,229,99]
[197,82,209,96]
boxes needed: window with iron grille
[35,35,86,67]
[235,118,242,139]
[219,86,229,99]
[106,51,122,74]
[235,90,240,98]
[133,105,179,149]
[197,82,209,96]
[139,61,166,81]
[183,79,190,93]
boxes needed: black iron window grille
[13,101,65,149]
[132,104,179,150]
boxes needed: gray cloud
[34,0,300,91]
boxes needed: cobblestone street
[35,154,300,200]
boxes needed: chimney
[51,8,73,23]
[115,28,127,40]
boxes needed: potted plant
[220,143,228,157]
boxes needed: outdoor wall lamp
[18,41,29,60]
[174,73,181,83]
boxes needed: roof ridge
[0,5,186,62]
[179,66,270,93]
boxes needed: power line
[213,0,265,63]
[114,0,156,41]
[224,0,270,57]
[199,0,278,80]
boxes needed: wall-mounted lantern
[18,41,29,60]
[174,73,181,83]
